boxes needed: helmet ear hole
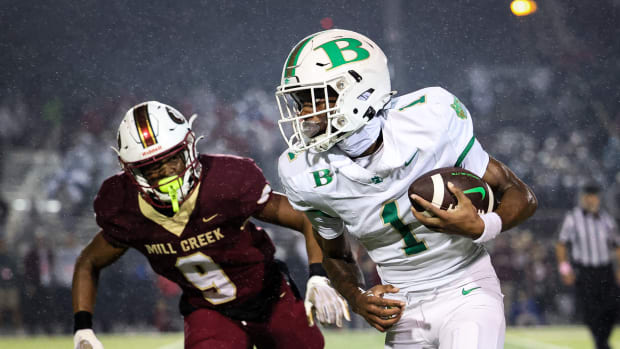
[363,107,376,120]
[348,70,362,82]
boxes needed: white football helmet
[275,29,392,153]
[114,101,202,210]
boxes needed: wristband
[559,261,573,276]
[74,311,93,333]
[473,212,502,244]
[309,263,328,278]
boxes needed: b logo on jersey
[311,169,334,187]
[315,38,370,70]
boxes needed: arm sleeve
[558,212,575,243]
[460,138,490,179]
[280,184,346,240]
[237,158,272,218]
[443,92,489,177]
[277,153,345,240]
[304,210,346,240]
[98,220,130,248]
[408,87,489,177]
[93,178,130,248]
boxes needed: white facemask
[336,116,383,158]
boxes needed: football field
[1,326,619,348]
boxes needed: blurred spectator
[488,229,560,326]
[154,276,182,332]
[0,237,22,332]
[22,231,55,334]
[0,198,7,236]
[489,235,517,321]
[602,116,620,182]
[46,133,100,214]
[529,241,554,323]
[604,173,620,222]
[508,289,543,326]
[52,234,82,333]
[0,96,29,147]
[232,88,281,180]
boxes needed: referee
[556,183,620,349]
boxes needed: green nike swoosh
[404,150,419,167]
[462,286,481,295]
[463,186,486,200]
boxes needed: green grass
[1,326,619,348]
[504,326,620,349]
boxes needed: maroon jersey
[94,154,277,313]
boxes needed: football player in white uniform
[275,29,537,349]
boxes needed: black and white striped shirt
[559,207,620,266]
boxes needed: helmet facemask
[275,29,392,154]
[120,131,202,212]
[277,73,373,153]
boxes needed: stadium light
[511,0,537,16]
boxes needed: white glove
[304,275,351,327]
[74,329,104,349]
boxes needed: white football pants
[384,276,505,349]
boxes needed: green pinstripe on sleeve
[454,136,475,167]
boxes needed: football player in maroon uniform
[72,101,349,349]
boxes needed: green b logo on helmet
[315,38,370,70]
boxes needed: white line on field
[505,335,572,349]
[156,338,184,349]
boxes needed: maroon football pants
[184,278,325,349]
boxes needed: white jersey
[278,87,493,293]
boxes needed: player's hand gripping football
[410,182,485,239]
[73,329,104,349]
[305,275,351,327]
[352,284,405,332]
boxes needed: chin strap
[158,176,183,212]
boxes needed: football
[408,167,497,214]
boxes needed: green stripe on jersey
[306,209,334,218]
[454,136,475,167]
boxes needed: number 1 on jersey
[381,201,428,255]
